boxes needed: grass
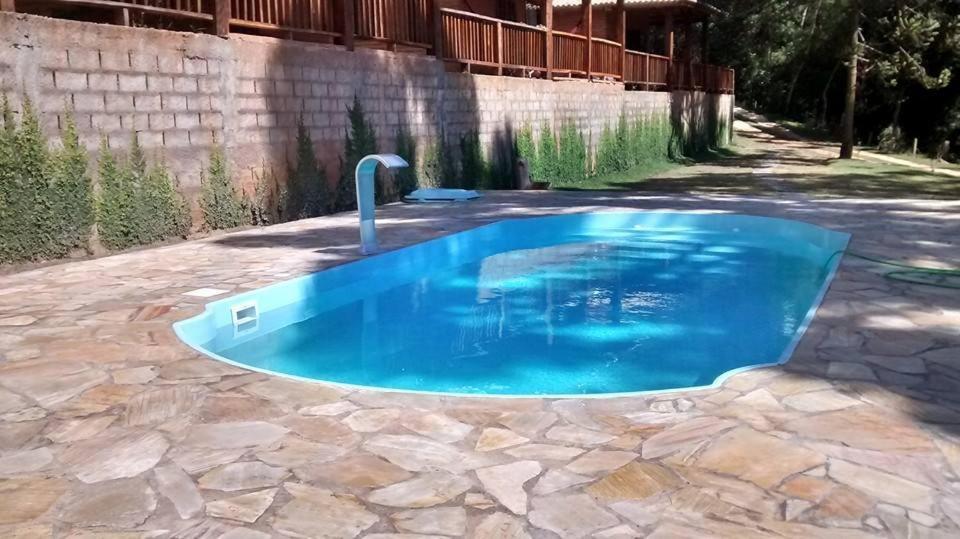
[859,148,960,172]
[550,147,739,191]
[796,158,960,199]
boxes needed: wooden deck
[4,0,735,93]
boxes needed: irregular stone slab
[806,440,945,488]
[0,388,27,415]
[182,421,288,449]
[783,407,935,452]
[46,416,116,443]
[765,375,833,397]
[159,359,247,380]
[244,379,344,412]
[498,411,558,437]
[476,461,541,515]
[0,315,37,326]
[123,385,205,426]
[552,400,607,431]
[0,477,66,524]
[198,461,290,492]
[532,469,593,496]
[505,444,585,461]
[169,447,249,475]
[60,477,157,528]
[777,475,834,502]
[207,488,278,523]
[808,485,871,527]
[53,383,144,417]
[528,493,619,538]
[0,360,109,408]
[694,427,825,489]
[828,459,934,513]
[393,507,466,536]
[679,467,780,517]
[366,535,446,539]
[1,407,46,422]
[472,512,531,539]
[112,366,158,385]
[281,416,360,446]
[0,447,54,476]
[363,434,476,473]
[60,431,170,484]
[862,355,926,374]
[273,483,378,537]
[465,492,497,510]
[565,450,637,475]
[299,401,358,417]
[476,428,530,452]
[826,362,877,381]
[298,454,411,488]
[781,390,861,413]
[154,464,204,519]
[401,413,474,443]
[199,395,284,422]
[641,417,737,459]
[367,472,472,509]
[220,528,272,539]
[0,421,45,452]
[343,409,402,433]
[732,389,784,411]
[586,462,683,501]
[594,524,642,539]
[545,425,615,446]
[609,499,668,528]
[256,436,347,469]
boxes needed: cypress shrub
[286,115,330,219]
[394,126,419,196]
[200,145,247,230]
[139,157,191,243]
[537,122,559,181]
[51,110,94,252]
[421,140,455,188]
[250,168,279,226]
[459,129,487,189]
[515,123,538,181]
[96,137,140,251]
[336,96,378,210]
[595,123,619,176]
[557,122,587,183]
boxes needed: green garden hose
[845,251,960,290]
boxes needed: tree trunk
[819,62,839,128]
[839,0,860,159]
[784,0,823,115]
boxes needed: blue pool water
[175,212,849,396]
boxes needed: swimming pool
[175,212,849,397]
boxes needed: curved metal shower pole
[355,154,409,255]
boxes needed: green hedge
[200,144,246,231]
[337,96,379,210]
[97,133,191,250]
[0,96,95,263]
[284,115,331,219]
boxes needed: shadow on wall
[669,91,732,157]
[248,15,520,224]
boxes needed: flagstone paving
[2,128,960,537]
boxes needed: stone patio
[1,129,960,538]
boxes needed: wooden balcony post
[664,12,674,89]
[543,0,554,79]
[213,0,230,37]
[0,0,15,12]
[338,0,355,51]
[644,53,650,91]
[496,21,504,75]
[433,2,444,58]
[616,0,625,80]
[582,0,592,79]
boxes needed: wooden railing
[590,37,621,79]
[16,1,734,94]
[230,0,338,37]
[553,31,587,76]
[355,0,432,48]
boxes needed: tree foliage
[710,0,960,158]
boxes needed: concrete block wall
[0,12,718,212]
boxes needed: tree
[840,0,860,159]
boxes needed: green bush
[51,111,94,252]
[98,133,190,250]
[336,96,378,210]
[537,122,559,181]
[459,130,488,189]
[515,124,538,181]
[200,144,247,230]
[557,122,588,184]
[96,137,139,250]
[595,123,619,176]
[394,126,419,196]
[286,115,330,219]
[250,168,279,226]
[422,139,456,188]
